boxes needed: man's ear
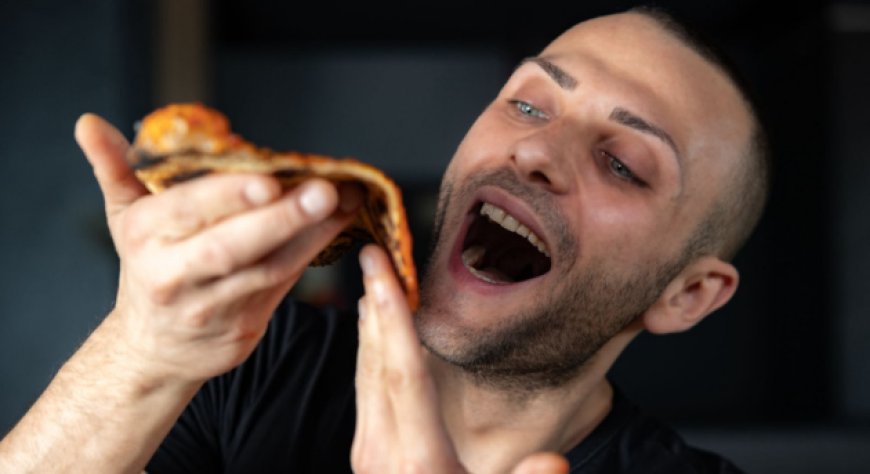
[642,256,739,334]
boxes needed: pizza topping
[461,202,551,284]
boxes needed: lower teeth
[461,245,512,284]
[468,266,511,284]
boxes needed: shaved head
[630,6,771,261]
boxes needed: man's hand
[0,113,362,473]
[351,245,569,474]
[78,113,360,383]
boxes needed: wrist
[83,308,206,397]
[0,309,205,473]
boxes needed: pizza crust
[127,103,419,310]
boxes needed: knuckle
[226,317,265,344]
[275,197,310,236]
[169,202,203,235]
[354,365,380,392]
[138,251,189,305]
[183,302,212,329]
[254,261,288,288]
[241,261,289,294]
[384,365,425,393]
[145,272,182,305]
[158,187,209,237]
[401,459,427,474]
[196,237,237,277]
[260,270,290,292]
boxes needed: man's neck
[426,327,639,474]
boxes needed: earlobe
[642,257,739,334]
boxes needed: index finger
[359,246,458,464]
[139,173,283,242]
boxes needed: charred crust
[272,168,304,179]
[161,169,212,186]
[310,228,373,266]
[128,150,167,170]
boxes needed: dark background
[2,0,869,472]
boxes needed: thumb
[75,113,147,223]
[512,452,569,474]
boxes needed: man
[0,6,768,473]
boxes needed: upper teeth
[480,203,550,257]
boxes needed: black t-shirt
[146,298,744,473]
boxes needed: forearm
[0,310,202,473]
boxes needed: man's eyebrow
[609,107,683,168]
[519,56,578,91]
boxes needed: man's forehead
[542,12,747,115]
[540,13,701,80]
[539,12,751,170]
[547,12,677,46]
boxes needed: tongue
[461,245,515,284]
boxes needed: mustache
[440,167,577,262]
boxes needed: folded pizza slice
[127,103,419,311]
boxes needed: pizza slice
[127,103,419,311]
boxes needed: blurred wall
[213,48,507,184]
[0,0,146,433]
[829,3,870,420]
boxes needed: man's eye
[509,100,548,120]
[604,152,645,186]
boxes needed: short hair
[629,5,772,261]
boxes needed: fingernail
[299,182,332,218]
[245,180,274,205]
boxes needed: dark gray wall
[830,22,870,420]
[214,48,509,183]
[0,1,135,433]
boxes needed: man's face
[416,13,751,387]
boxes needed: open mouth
[460,202,552,284]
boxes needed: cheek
[582,202,696,274]
[448,109,510,173]
[574,194,663,265]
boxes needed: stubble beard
[416,168,687,392]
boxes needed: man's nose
[510,129,572,194]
